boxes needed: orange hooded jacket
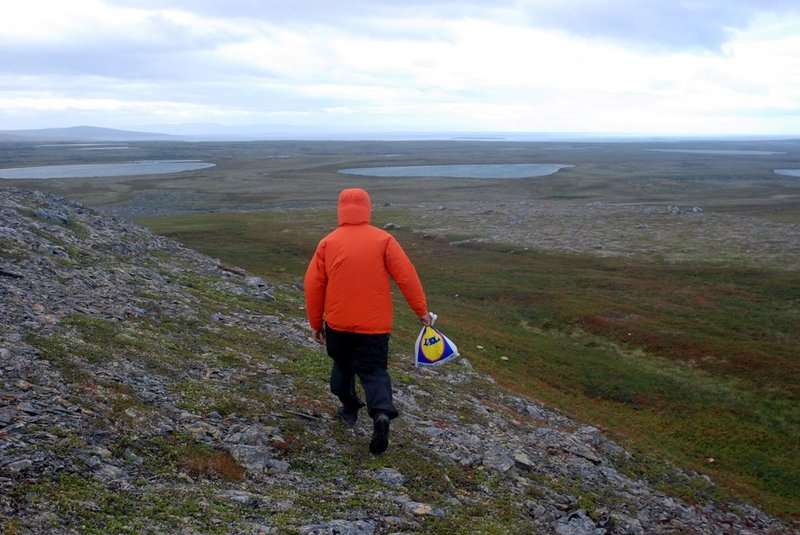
[304,188,428,334]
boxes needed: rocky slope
[0,186,795,534]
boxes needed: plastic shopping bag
[414,313,459,367]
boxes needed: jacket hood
[337,188,371,226]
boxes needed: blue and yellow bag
[414,313,459,367]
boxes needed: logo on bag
[423,334,441,346]
[420,327,445,362]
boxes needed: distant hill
[0,125,178,142]
[0,132,36,142]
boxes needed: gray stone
[554,510,606,535]
[228,445,272,473]
[298,520,375,535]
[34,208,69,225]
[514,451,536,471]
[401,501,446,518]
[482,449,515,473]
[4,459,33,473]
[0,408,18,426]
[576,426,602,447]
[17,402,41,415]
[95,463,125,480]
[217,490,260,506]
[374,467,405,488]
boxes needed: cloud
[1,0,799,134]
[1,3,238,79]
[101,0,800,50]
[514,0,797,50]
[103,0,494,24]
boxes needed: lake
[0,160,216,179]
[645,149,786,155]
[774,169,800,177]
[339,163,573,179]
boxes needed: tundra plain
[2,138,799,520]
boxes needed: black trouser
[325,326,398,419]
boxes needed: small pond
[0,160,216,179]
[338,163,572,179]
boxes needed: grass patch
[0,236,30,261]
[139,211,334,286]
[177,443,246,482]
[11,473,250,534]
[173,379,242,415]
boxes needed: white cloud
[1,0,799,134]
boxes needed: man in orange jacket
[304,188,432,454]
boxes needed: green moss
[613,450,721,505]
[13,473,252,534]
[0,237,29,261]
[173,379,256,417]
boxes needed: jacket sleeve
[304,240,328,331]
[384,236,428,317]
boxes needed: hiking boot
[335,405,359,428]
[369,413,390,455]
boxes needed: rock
[402,501,446,518]
[245,276,268,288]
[514,451,536,471]
[554,510,606,535]
[0,270,23,280]
[373,467,405,488]
[33,208,69,225]
[524,404,549,420]
[4,459,33,474]
[217,490,260,507]
[15,379,34,391]
[93,446,114,458]
[265,459,290,473]
[228,445,272,474]
[482,449,515,473]
[298,520,375,535]
[0,408,18,426]
[576,426,602,447]
[17,402,41,415]
[610,513,645,535]
[239,424,279,446]
[94,463,125,480]
[185,421,223,441]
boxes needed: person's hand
[419,312,433,327]
[312,328,325,345]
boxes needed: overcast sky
[2,0,799,136]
